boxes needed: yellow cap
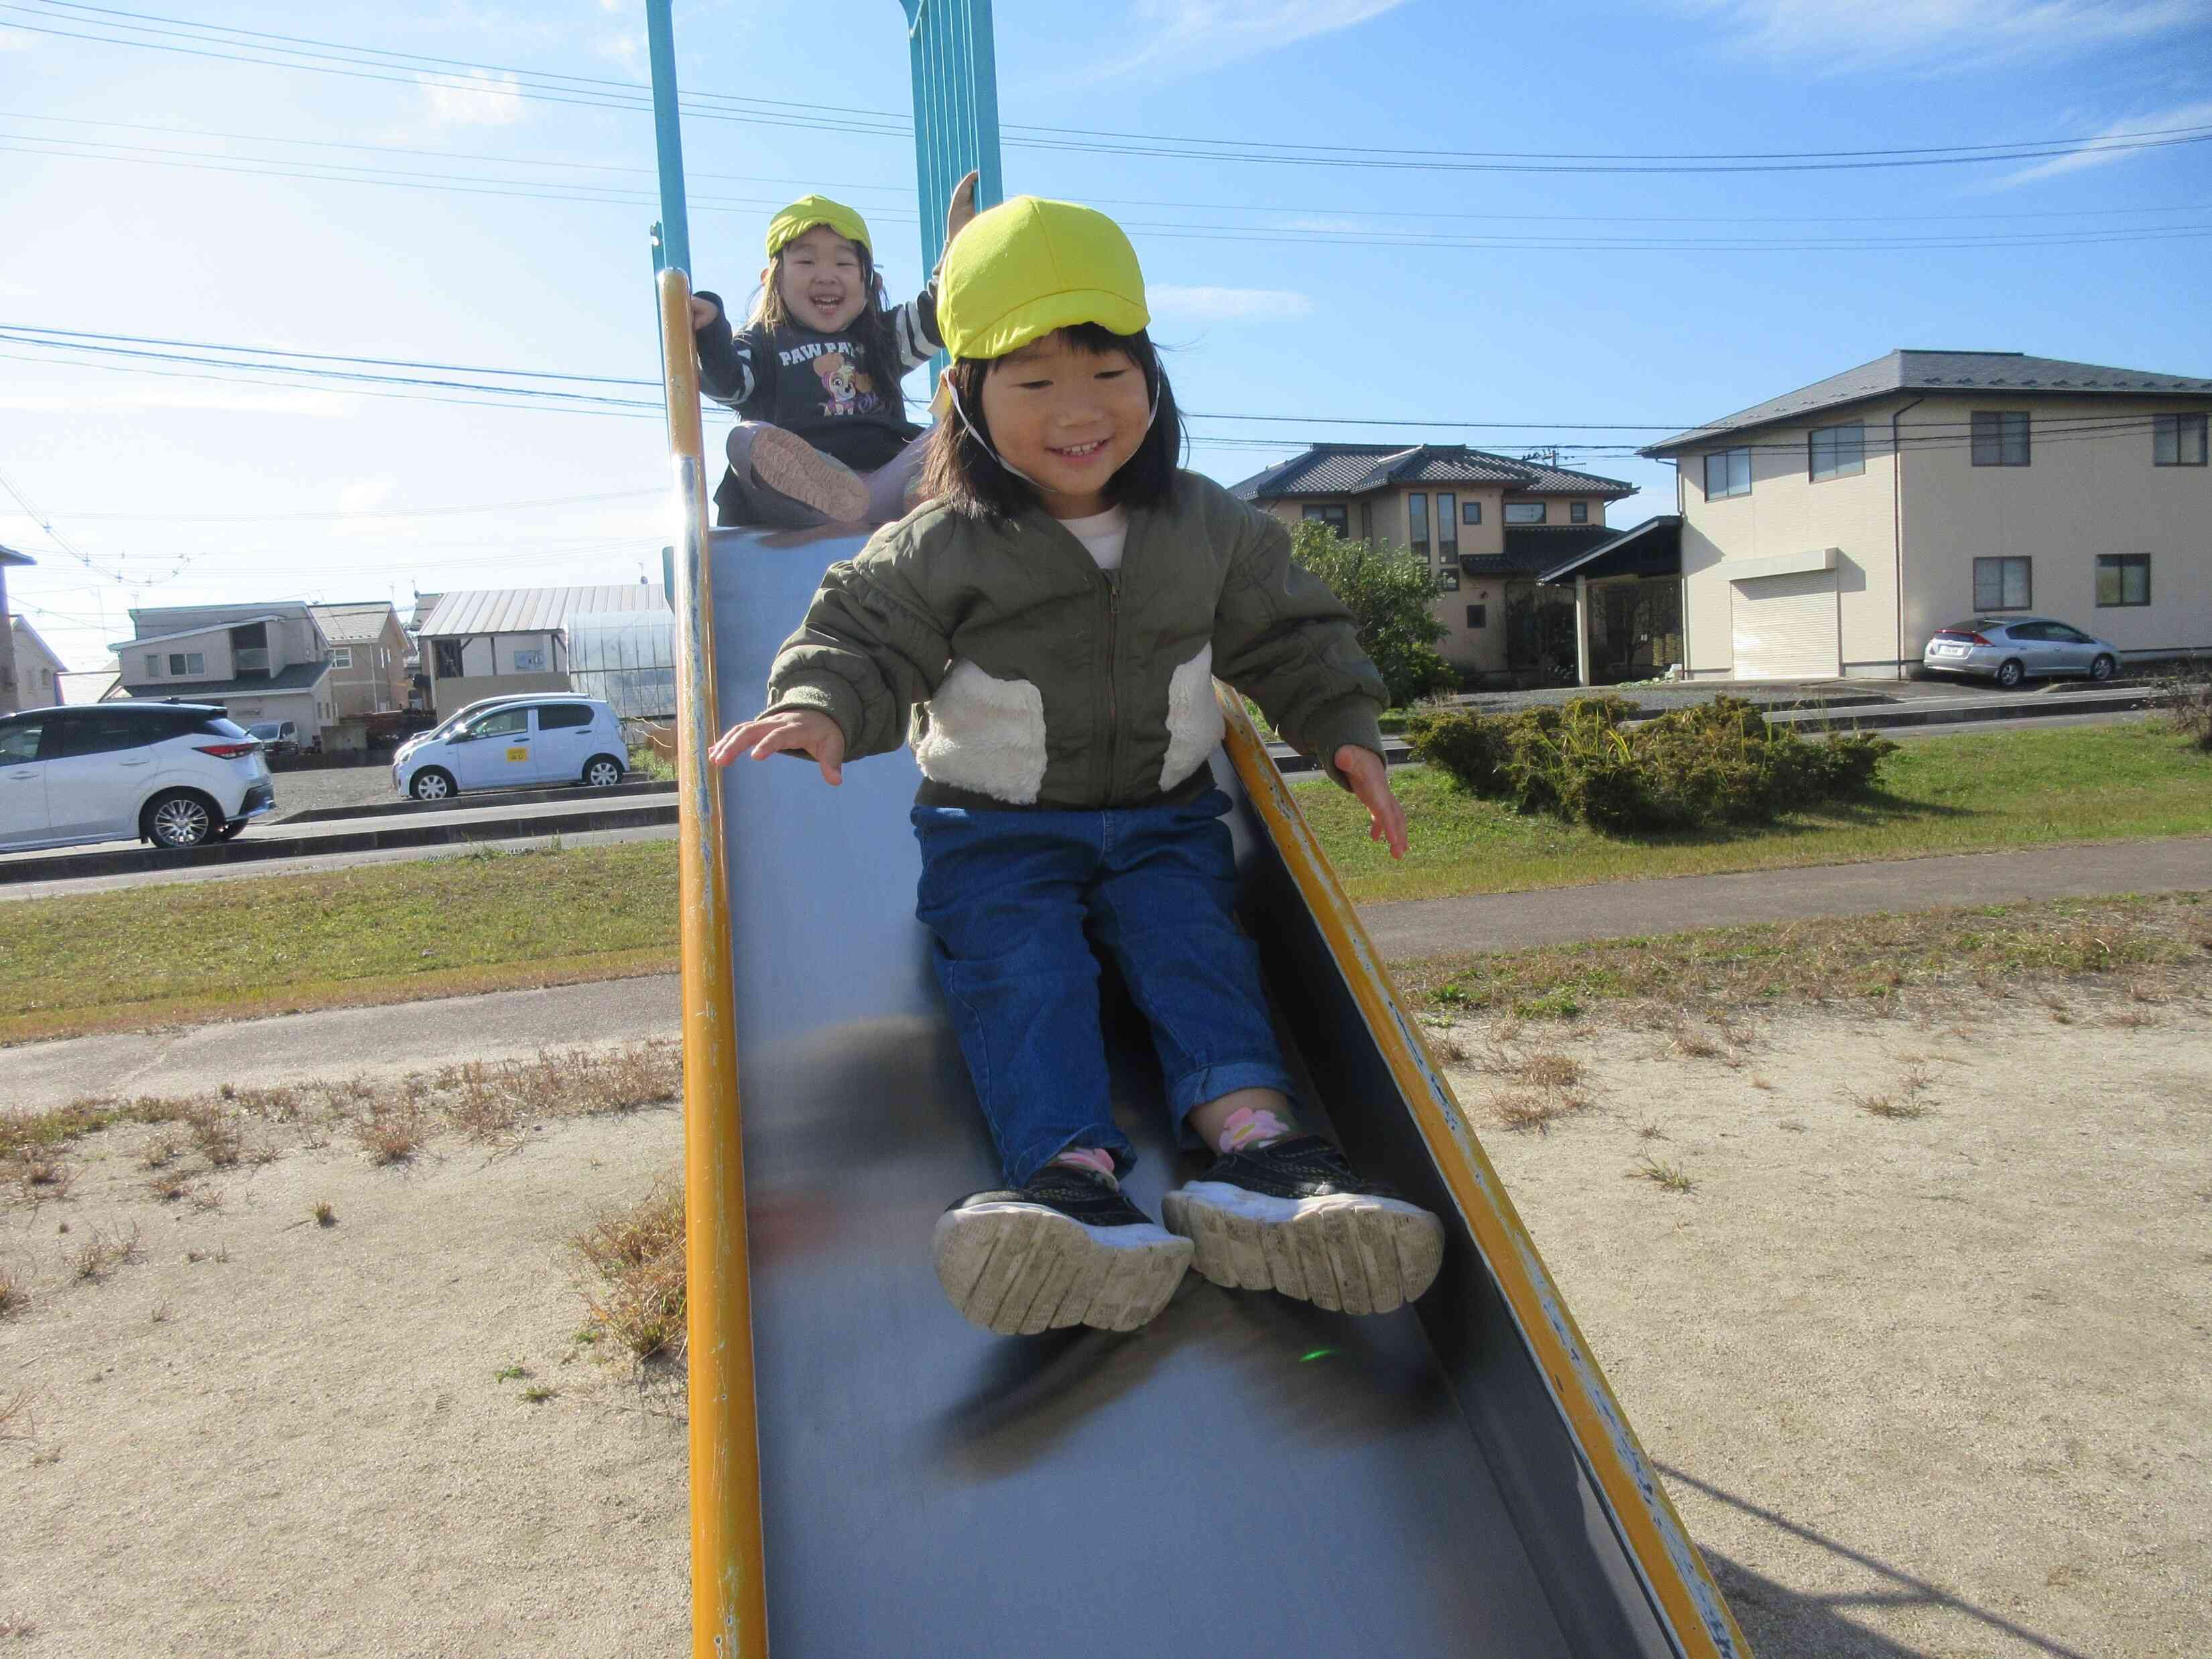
[937,196,1150,362]
[765,195,871,260]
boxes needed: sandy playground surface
[2,985,2206,1656]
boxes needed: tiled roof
[418,585,668,638]
[1536,515,1682,585]
[310,602,400,646]
[121,662,330,698]
[1230,443,1633,501]
[1645,350,2212,454]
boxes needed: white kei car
[0,700,276,852]
[392,696,629,801]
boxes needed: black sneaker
[1162,1136,1445,1316]
[932,1164,1193,1337]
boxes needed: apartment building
[1644,350,2212,680]
[1231,443,1637,682]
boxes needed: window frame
[1437,568,1461,591]
[1465,603,1487,629]
[1971,556,2033,611]
[1808,421,1867,482]
[1504,501,1548,525]
[1703,447,1752,500]
[1437,491,1459,556]
[1461,500,1482,526]
[166,651,205,678]
[328,645,353,670]
[143,654,162,678]
[1569,500,1588,524]
[433,639,466,680]
[1971,411,2031,468]
[1407,491,1430,560]
[2095,553,2152,608]
[2153,412,2208,467]
[1301,502,1349,533]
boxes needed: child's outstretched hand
[689,294,721,330]
[1335,745,1408,860]
[944,170,979,249]
[709,709,845,786]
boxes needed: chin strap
[943,373,1162,497]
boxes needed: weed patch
[71,1223,142,1283]
[572,1180,686,1363]
[1627,1156,1697,1194]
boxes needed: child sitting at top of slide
[690,174,976,529]
[710,196,1447,1338]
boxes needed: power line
[13,2,2212,174]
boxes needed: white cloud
[1991,98,2212,186]
[592,30,646,71]
[416,69,528,129]
[0,26,35,50]
[1681,0,2204,68]
[1092,0,1409,80]
[1150,284,1314,322]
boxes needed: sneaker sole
[1162,1184,1445,1316]
[932,1203,1193,1337]
[747,426,871,521]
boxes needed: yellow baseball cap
[765,195,871,259]
[937,196,1150,362]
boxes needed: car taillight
[196,742,260,758]
[1966,633,1991,646]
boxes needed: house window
[1569,500,1588,524]
[1408,492,1429,560]
[1359,501,1373,543]
[167,652,204,677]
[1810,422,1866,481]
[1465,604,1487,629]
[1972,556,2032,611]
[1505,501,1547,524]
[2154,413,2208,467]
[1301,503,1348,533]
[144,654,162,678]
[1438,569,1460,591]
[512,648,547,672]
[1461,501,1481,526]
[1437,493,1458,556]
[2095,554,2151,607]
[328,646,353,669]
[1971,412,2030,467]
[1703,448,1752,499]
[434,640,465,679]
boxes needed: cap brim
[950,290,1151,362]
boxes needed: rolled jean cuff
[1007,1126,1137,1190]
[1167,1061,1298,1125]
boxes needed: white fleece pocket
[916,659,1050,804]
[1159,644,1225,792]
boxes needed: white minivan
[392,696,628,801]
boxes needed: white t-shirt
[1057,505,1129,572]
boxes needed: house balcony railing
[234,648,271,672]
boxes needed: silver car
[1920,615,2121,690]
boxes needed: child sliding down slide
[690,177,976,530]
[711,196,1446,1338]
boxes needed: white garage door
[1730,570,1839,680]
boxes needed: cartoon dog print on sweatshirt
[812,350,879,418]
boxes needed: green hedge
[1404,696,1898,833]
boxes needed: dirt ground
[3,985,2206,1656]
[263,761,401,818]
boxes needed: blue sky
[4,0,2210,674]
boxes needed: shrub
[2162,659,2212,754]
[1404,694,1898,833]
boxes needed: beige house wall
[1678,397,1909,678]
[6,621,67,712]
[1899,394,2211,658]
[431,671,569,715]
[324,615,412,719]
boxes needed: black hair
[921,323,1184,522]
[748,237,906,417]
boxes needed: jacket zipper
[1103,574,1120,802]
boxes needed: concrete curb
[0,800,679,885]
[276,777,674,824]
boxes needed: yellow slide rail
[658,266,771,1659]
[1215,688,1753,1659]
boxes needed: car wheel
[2089,654,2116,682]
[581,754,625,788]
[1995,658,2025,689]
[412,767,456,802]
[212,820,247,842]
[143,790,218,850]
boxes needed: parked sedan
[1920,616,2122,690]
[0,702,275,853]
[392,696,627,800]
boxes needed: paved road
[12,835,2208,1112]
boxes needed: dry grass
[572,1180,686,1363]
[1627,1156,1697,1194]
[0,1261,24,1320]
[70,1222,142,1284]
[1468,1042,1597,1135]
[1851,1062,1936,1120]
[355,1104,430,1167]
[310,1201,336,1228]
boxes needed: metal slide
[700,522,1752,1658]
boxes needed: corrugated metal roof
[418,584,668,638]
[310,602,400,645]
[1644,349,2212,454]
[1231,444,1633,501]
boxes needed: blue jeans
[912,790,1296,1188]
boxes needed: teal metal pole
[645,0,692,277]
[901,0,1003,381]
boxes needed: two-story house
[1230,444,1639,684]
[0,544,32,714]
[1643,350,2212,680]
[310,601,412,735]
[7,617,67,712]
[113,602,336,742]
[416,585,668,715]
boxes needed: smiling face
[974,330,1152,519]
[770,223,868,334]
